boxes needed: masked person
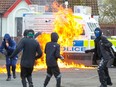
[10,29,42,87]
[85,28,113,87]
[43,32,64,87]
[0,34,18,81]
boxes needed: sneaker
[13,73,16,79]
[29,84,34,87]
[43,85,46,87]
[107,82,113,86]
[6,77,11,81]
[99,84,107,87]
[13,75,16,79]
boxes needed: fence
[100,24,116,36]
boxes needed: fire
[52,1,83,46]
[0,64,21,74]
[58,60,94,69]
[34,1,94,70]
[0,1,94,74]
[0,65,6,74]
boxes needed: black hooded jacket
[10,37,42,68]
[86,28,113,60]
[45,32,62,67]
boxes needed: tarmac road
[0,68,116,87]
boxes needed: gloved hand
[85,50,90,53]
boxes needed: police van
[22,6,116,66]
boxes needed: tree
[98,0,116,24]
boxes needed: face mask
[94,30,100,38]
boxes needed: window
[16,17,23,37]
[87,22,98,32]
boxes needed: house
[0,0,99,39]
[0,0,31,38]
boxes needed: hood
[3,34,11,42]
[94,27,102,38]
[51,32,59,42]
[23,29,29,37]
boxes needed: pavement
[0,67,116,87]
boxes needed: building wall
[2,1,30,37]
[100,24,116,36]
[0,14,2,41]
[2,18,7,36]
[0,14,2,37]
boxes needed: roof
[0,0,16,13]
[0,0,99,15]
[0,0,31,17]
[30,0,55,5]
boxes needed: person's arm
[7,40,16,52]
[85,48,95,53]
[44,44,47,54]
[35,43,42,60]
[10,39,24,58]
[55,44,64,60]
[0,42,5,54]
[101,36,115,59]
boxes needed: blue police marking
[62,46,85,53]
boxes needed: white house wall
[2,18,7,36]
[2,1,31,37]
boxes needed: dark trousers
[6,57,17,78]
[21,66,33,87]
[98,59,112,87]
[44,66,61,87]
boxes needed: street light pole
[64,0,68,9]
